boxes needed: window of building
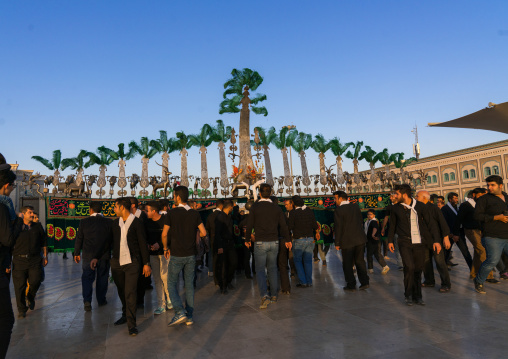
[463,170,469,179]
[485,167,491,177]
[427,176,432,183]
[470,169,476,178]
[444,173,449,182]
[450,172,455,181]
[416,178,421,185]
[432,175,437,183]
[493,165,500,175]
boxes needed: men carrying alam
[333,191,369,291]
[245,183,292,309]
[74,201,112,311]
[388,184,441,306]
[11,205,47,318]
[473,175,508,294]
[92,197,151,336]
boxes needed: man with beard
[388,184,441,306]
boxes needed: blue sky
[1,1,507,181]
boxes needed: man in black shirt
[74,201,112,311]
[473,175,508,294]
[145,201,171,315]
[365,209,390,275]
[12,206,47,318]
[206,199,223,284]
[441,192,473,269]
[334,191,369,291]
[388,185,441,306]
[162,186,206,326]
[245,184,292,309]
[214,200,238,294]
[288,195,319,287]
[0,166,20,358]
[92,197,151,336]
[416,191,451,292]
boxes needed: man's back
[334,203,366,249]
[165,207,202,257]
[246,201,290,242]
[76,215,112,260]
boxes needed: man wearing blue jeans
[288,195,319,287]
[245,184,292,309]
[162,186,207,326]
[473,175,508,294]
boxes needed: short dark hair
[223,199,234,209]
[126,196,139,208]
[447,192,459,201]
[0,169,16,188]
[89,201,102,213]
[21,205,34,213]
[116,198,131,210]
[429,194,439,203]
[486,175,503,185]
[159,199,170,208]
[333,191,348,200]
[259,183,272,198]
[472,187,487,195]
[146,200,161,212]
[215,198,224,208]
[367,209,376,215]
[394,184,412,198]
[292,195,304,207]
[174,186,189,203]
[437,196,445,201]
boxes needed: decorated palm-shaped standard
[254,126,278,186]
[291,131,313,187]
[61,150,89,186]
[174,131,194,187]
[128,137,159,192]
[153,131,178,182]
[99,143,136,195]
[329,137,353,185]
[188,124,215,190]
[32,150,63,187]
[345,141,364,185]
[359,146,379,186]
[273,127,298,187]
[219,68,267,185]
[212,120,233,189]
[310,134,332,186]
[85,148,116,197]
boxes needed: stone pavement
[6,248,508,359]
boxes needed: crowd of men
[2,150,508,357]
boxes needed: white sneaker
[368,269,374,274]
[382,266,390,275]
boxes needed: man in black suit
[333,191,369,291]
[74,201,112,311]
[0,165,20,358]
[92,197,151,336]
[441,192,473,269]
[388,184,441,306]
[214,200,238,294]
[206,199,223,284]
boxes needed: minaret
[412,125,420,160]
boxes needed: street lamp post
[283,125,296,195]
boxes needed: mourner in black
[0,165,20,358]
[11,206,47,318]
[388,185,441,306]
[92,198,151,336]
[333,191,369,291]
[206,198,223,284]
[73,201,112,311]
[364,209,390,274]
[214,200,238,294]
[416,191,452,292]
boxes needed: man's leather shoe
[413,298,426,306]
[84,302,92,312]
[404,297,413,306]
[343,286,356,292]
[129,327,138,336]
[98,300,108,307]
[114,316,127,326]
[421,283,435,288]
[359,284,369,290]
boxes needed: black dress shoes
[129,327,138,336]
[114,316,127,326]
[343,286,356,292]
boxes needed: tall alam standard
[24,68,423,251]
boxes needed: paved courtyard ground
[6,247,508,359]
